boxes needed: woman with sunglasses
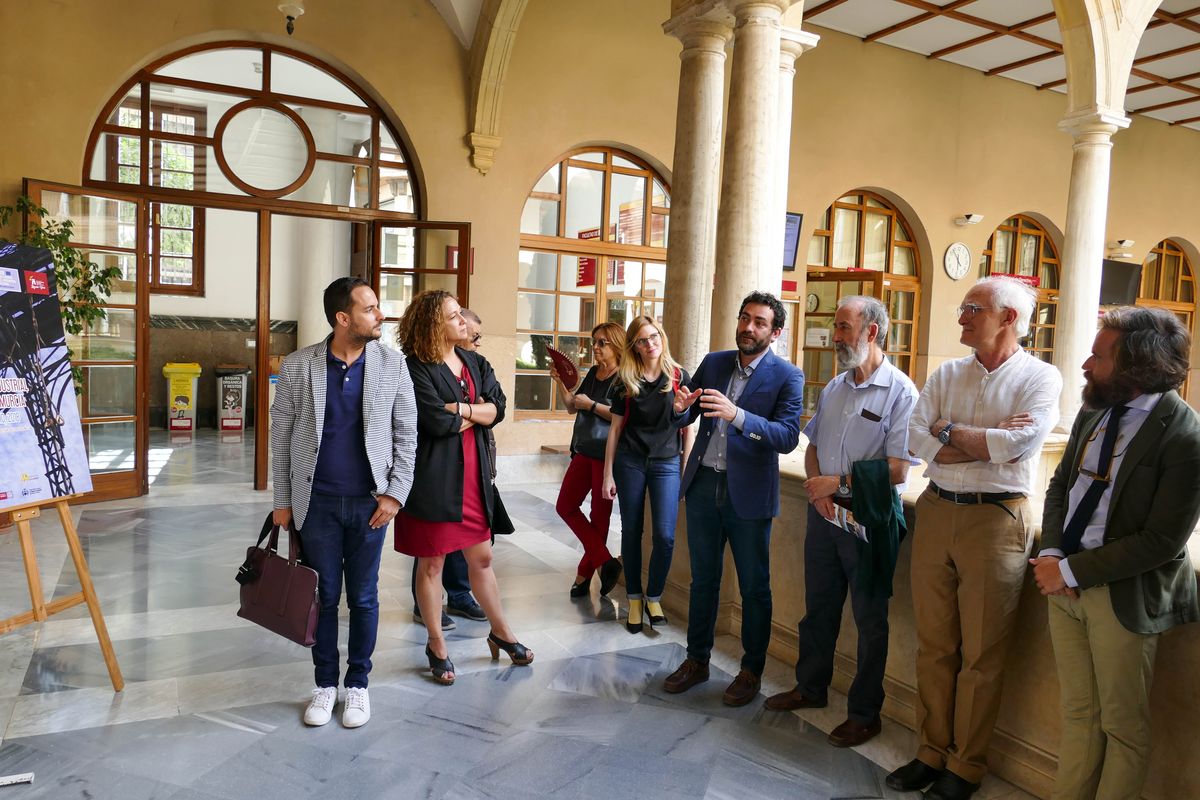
[602,315,692,633]
[394,290,532,685]
[550,321,626,599]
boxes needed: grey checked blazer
[270,337,418,530]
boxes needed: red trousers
[555,454,614,579]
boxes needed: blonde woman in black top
[602,315,692,633]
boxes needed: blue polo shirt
[312,347,374,496]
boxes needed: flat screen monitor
[1099,259,1142,306]
[783,212,802,271]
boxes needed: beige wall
[4,1,1200,440]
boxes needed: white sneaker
[342,686,371,728]
[303,686,337,726]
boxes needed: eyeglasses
[633,332,661,349]
[957,303,995,318]
[592,339,609,349]
[469,333,483,345]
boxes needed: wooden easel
[0,495,124,691]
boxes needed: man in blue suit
[663,291,805,706]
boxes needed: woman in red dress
[395,290,532,684]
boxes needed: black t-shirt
[569,367,617,459]
[611,368,690,459]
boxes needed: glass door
[25,180,149,502]
[373,220,471,346]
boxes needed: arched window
[792,191,921,417]
[516,147,670,414]
[1139,239,1196,399]
[85,43,416,295]
[978,215,1059,363]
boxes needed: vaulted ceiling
[804,0,1200,132]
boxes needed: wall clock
[944,242,971,280]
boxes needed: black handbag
[235,513,319,647]
[491,486,515,536]
[570,372,613,460]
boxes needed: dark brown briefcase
[235,513,319,647]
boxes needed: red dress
[395,366,490,557]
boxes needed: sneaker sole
[446,607,488,622]
[413,614,457,630]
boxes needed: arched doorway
[1138,238,1196,399]
[791,190,921,418]
[30,42,468,500]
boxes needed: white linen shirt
[804,357,919,492]
[909,349,1062,494]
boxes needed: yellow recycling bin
[163,362,202,432]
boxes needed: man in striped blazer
[271,276,418,729]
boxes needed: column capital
[663,13,735,51]
[1058,107,1131,139]
[725,0,791,19]
[779,27,819,68]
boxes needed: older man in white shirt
[886,277,1062,800]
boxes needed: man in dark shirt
[271,277,417,729]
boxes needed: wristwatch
[836,474,851,498]
[938,422,955,445]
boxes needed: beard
[1082,373,1139,409]
[737,330,771,357]
[835,337,870,371]
[349,322,382,345]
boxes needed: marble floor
[0,431,1035,800]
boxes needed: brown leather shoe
[721,670,761,707]
[663,658,709,694]
[763,687,828,711]
[827,717,881,748]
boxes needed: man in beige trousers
[888,277,1061,800]
[1032,307,1200,800]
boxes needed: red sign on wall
[577,228,600,287]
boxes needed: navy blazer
[678,349,805,518]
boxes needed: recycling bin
[215,364,251,431]
[162,362,202,431]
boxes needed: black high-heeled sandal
[487,632,534,665]
[569,577,589,598]
[425,643,455,685]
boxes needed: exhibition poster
[0,243,93,512]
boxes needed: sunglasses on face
[592,339,609,348]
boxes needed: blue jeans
[612,448,680,599]
[684,466,774,674]
[299,492,386,689]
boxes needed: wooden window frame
[516,147,671,418]
[788,191,922,400]
[979,214,1060,363]
[85,42,418,220]
[106,99,208,296]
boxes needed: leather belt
[928,482,1024,519]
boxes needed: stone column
[1053,109,1130,429]
[711,0,789,351]
[762,28,818,299]
[662,11,734,371]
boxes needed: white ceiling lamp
[279,1,305,36]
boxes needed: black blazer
[404,348,506,522]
